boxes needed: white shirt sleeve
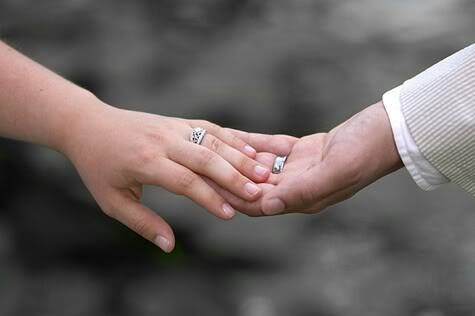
[383,86,449,191]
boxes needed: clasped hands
[63,97,402,252]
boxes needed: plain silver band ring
[190,127,207,145]
[272,156,287,174]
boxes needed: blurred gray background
[0,1,474,315]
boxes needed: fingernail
[244,145,256,156]
[222,203,236,219]
[263,198,285,215]
[254,165,270,178]
[244,182,261,196]
[154,235,172,253]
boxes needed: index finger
[225,128,298,155]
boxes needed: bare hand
[215,102,403,216]
[61,100,270,252]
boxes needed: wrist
[328,101,403,189]
[364,101,404,181]
[55,89,112,157]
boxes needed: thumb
[261,168,321,215]
[104,194,176,253]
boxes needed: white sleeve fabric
[383,86,449,191]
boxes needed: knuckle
[131,217,150,238]
[208,136,222,153]
[229,133,242,147]
[136,145,156,168]
[197,150,216,169]
[176,171,198,193]
[145,129,163,144]
[239,155,254,172]
[228,170,244,185]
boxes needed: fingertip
[254,165,270,181]
[222,203,236,219]
[154,234,175,253]
[244,182,262,200]
[262,197,285,215]
[243,145,257,157]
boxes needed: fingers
[105,194,175,253]
[255,152,281,185]
[226,128,298,155]
[200,133,270,182]
[260,166,325,215]
[244,151,288,185]
[204,178,274,217]
[190,121,257,158]
[136,158,236,220]
[168,141,263,201]
[255,152,277,167]
[261,158,355,215]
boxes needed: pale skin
[213,102,404,216]
[0,41,272,252]
[0,41,404,253]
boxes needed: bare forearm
[0,41,104,151]
[330,101,403,183]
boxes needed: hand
[215,102,403,216]
[60,99,271,252]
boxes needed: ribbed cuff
[383,86,449,191]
